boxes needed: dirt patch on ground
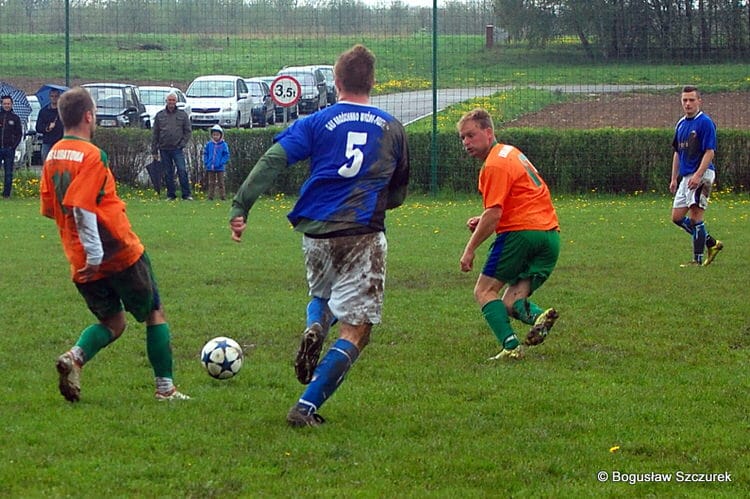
[503,92,750,130]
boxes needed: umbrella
[36,84,69,109]
[145,160,164,194]
[0,81,32,131]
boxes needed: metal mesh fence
[2,0,749,192]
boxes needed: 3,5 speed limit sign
[270,75,301,107]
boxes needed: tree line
[1,0,493,37]
[495,0,750,60]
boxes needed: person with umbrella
[0,94,23,198]
[36,85,66,162]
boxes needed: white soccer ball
[200,336,243,379]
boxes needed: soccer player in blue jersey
[229,44,410,427]
[669,86,723,267]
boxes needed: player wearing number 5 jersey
[458,108,560,361]
[229,44,409,427]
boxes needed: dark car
[82,83,151,128]
[244,78,275,127]
[276,66,327,114]
[309,65,336,106]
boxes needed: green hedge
[93,127,750,195]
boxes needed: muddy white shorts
[302,231,387,326]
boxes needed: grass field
[1,192,748,497]
[4,34,750,92]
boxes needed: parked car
[82,83,151,128]
[308,64,337,106]
[139,86,191,124]
[185,75,253,129]
[243,78,275,127]
[276,66,327,114]
[13,95,40,167]
[258,76,299,122]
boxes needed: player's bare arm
[466,216,480,232]
[460,207,501,272]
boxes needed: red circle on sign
[270,75,302,107]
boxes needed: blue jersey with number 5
[275,102,409,230]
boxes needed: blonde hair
[457,108,494,132]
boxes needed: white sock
[155,377,174,394]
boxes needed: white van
[185,75,254,128]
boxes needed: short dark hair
[1,95,12,102]
[334,44,375,95]
[682,85,700,97]
[58,87,95,129]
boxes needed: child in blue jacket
[203,125,230,200]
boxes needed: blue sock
[296,339,359,414]
[306,296,337,332]
[306,297,327,328]
[674,216,693,235]
[693,222,706,263]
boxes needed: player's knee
[103,316,127,339]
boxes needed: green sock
[481,299,519,350]
[75,324,113,363]
[511,298,543,325]
[146,323,174,379]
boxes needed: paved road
[371,84,674,125]
[371,88,497,125]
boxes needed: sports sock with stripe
[482,299,519,350]
[674,216,693,235]
[297,338,359,414]
[693,221,707,264]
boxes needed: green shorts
[75,252,162,323]
[482,229,560,294]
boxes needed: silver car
[186,75,254,129]
[140,86,191,125]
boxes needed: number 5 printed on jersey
[339,131,368,178]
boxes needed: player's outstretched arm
[228,143,288,242]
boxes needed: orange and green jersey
[40,135,144,283]
[479,142,559,233]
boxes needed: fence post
[485,25,494,49]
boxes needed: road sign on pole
[270,75,301,124]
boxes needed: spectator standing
[0,95,23,198]
[41,87,190,403]
[669,85,723,267]
[457,108,560,360]
[229,44,410,427]
[203,124,230,200]
[151,92,192,200]
[36,88,64,162]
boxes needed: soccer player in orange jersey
[41,86,189,402]
[457,108,560,360]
